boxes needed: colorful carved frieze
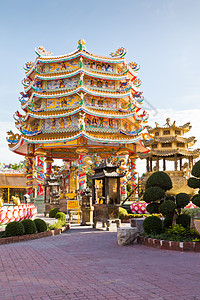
[84,59,114,72]
[44,115,79,131]
[85,115,119,129]
[47,76,79,90]
[84,95,117,109]
[48,60,79,73]
[84,77,115,89]
[46,95,79,109]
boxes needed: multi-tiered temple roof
[7,40,149,160]
[139,118,199,160]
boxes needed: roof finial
[166,118,171,126]
[78,39,86,51]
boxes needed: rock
[117,227,138,246]
[130,218,144,233]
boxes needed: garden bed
[0,224,70,245]
[137,235,200,252]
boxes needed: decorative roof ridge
[34,67,127,80]
[147,119,192,132]
[153,136,196,143]
[26,106,137,119]
[24,41,127,78]
[86,127,121,134]
[21,87,131,110]
[36,50,125,64]
[26,86,131,100]
[19,131,142,145]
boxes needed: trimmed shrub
[34,219,47,233]
[48,219,64,230]
[143,216,162,234]
[192,195,200,207]
[5,221,25,237]
[146,202,160,214]
[21,219,37,234]
[55,212,66,223]
[188,177,200,189]
[159,200,176,217]
[143,186,165,203]
[49,208,59,218]
[176,214,191,228]
[176,193,190,210]
[166,195,175,202]
[119,207,128,219]
[145,171,172,191]
[163,215,173,228]
[191,160,200,178]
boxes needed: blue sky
[0,0,200,166]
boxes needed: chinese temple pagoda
[7,40,149,210]
[139,118,200,194]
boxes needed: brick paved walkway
[0,226,200,300]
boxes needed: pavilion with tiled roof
[7,40,150,209]
[138,118,200,195]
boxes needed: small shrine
[138,118,200,194]
[7,40,150,214]
[89,159,124,230]
[89,160,123,205]
[43,174,61,216]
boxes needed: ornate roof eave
[138,148,200,159]
[26,49,125,78]
[150,136,197,144]
[36,50,125,64]
[147,121,192,133]
[13,131,143,146]
[130,93,143,109]
[21,87,132,110]
[25,106,137,120]
[33,68,128,81]
[24,69,128,94]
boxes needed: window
[152,144,157,149]
[177,142,185,148]
[155,132,159,136]
[163,130,170,135]
[175,130,181,135]
[161,143,172,148]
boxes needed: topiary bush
[163,215,173,228]
[119,207,128,219]
[146,202,160,214]
[192,195,200,207]
[143,216,162,234]
[55,212,66,223]
[145,171,172,191]
[21,219,37,234]
[176,214,191,228]
[188,161,200,192]
[159,200,176,217]
[166,195,175,202]
[34,219,47,233]
[49,208,60,218]
[143,186,165,203]
[191,160,200,178]
[176,193,190,213]
[188,177,200,189]
[5,221,25,237]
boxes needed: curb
[0,224,70,245]
[137,235,200,252]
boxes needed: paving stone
[0,226,200,299]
